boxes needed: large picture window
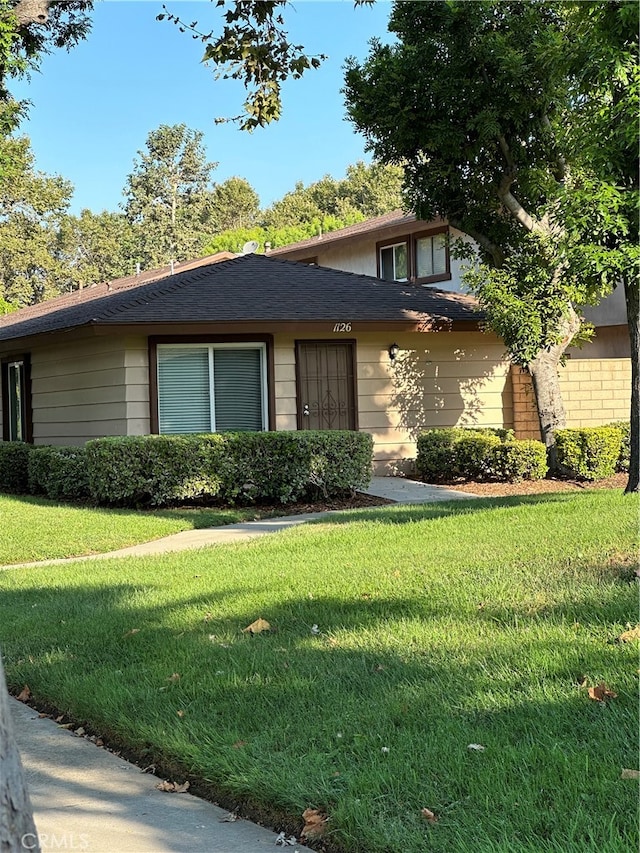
[157,344,268,434]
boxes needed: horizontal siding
[274,330,512,472]
[27,334,149,445]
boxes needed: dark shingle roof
[0,254,481,343]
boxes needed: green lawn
[1,490,638,852]
[0,494,274,564]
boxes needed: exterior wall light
[388,343,400,362]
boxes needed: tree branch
[449,217,505,268]
[498,173,548,237]
[11,0,50,26]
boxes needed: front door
[295,341,357,430]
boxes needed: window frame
[1,353,33,443]
[376,226,451,285]
[149,335,275,435]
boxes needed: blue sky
[11,0,393,215]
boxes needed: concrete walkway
[9,698,315,853]
[6,477,476,852]
[4,478,476,569]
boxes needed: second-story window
[379,241,408,281]
[377,228,450,284]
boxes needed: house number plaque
[332,322,352,332]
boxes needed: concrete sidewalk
[3,478,477,569]
[10,699,314,853]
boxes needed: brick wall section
[512,358,631,440]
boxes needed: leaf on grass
[123,628,140,638]
[587,682,618,702]
[156,780,190,793]
[618,625,640,643]
[621,768,640,780]
[55,715,65,723]
[232,740,247,749]
[301,808,328,839]
[310,624,320,634]
[167,672,181,683]
[242,618,271,634]
[16,685,31,702]
[467,743,486,751]
[177,710,185,718]
[421,807,438,825]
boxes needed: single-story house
[0,213,630,474]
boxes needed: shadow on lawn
[1,562,637,853]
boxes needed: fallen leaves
[301,808,328,839]
[16,685,31,702]
[275,831,297,846]
[242,618,271,635]
[617,624,640,643]
[155,779,190,794]
[123,628,140,638]
[587,682,618,702]
[421,807,438,825]
[218,812,238,822]
[467,743,486,751]
[621,768,640,780]
[167,672,181,683]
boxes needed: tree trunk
[623,276,639,493]
[528,304,582,471]
[0,654,40,853]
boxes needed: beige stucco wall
[274,330,512,474]
[302,225,472,295]
[28,334,150,445]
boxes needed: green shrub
[555,426,622,480]
[417,428,547,483]
[490,440,549,482]
[85,434,227,506]
[0,441,31,493]
[605,421,630,472]
[27,446,90,501]
[85,431,373,508]
[415,429,458,483]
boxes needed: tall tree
[0,134,72,305]
[559,0,639,492]
[211,176,260,232]
[55,208,137,289]
[123,123,218,270]
[344,0,635,468]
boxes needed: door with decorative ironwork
[295,341,357,430]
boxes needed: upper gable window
[380,242,408,281]
[416,233,447,278]
[377,228,451,284]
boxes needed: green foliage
[416,428,547,483]
[211,176,260,232]
[158,1,326,131]
[85,432,373,508]
[0,440,31,493]
[555,426,623,481]
[85,435,227,507]
[606,421,630,473]
[0,135,73,306]
[27,445,89,501]
[204,214,363,255]
[55,209,137,288]
[123,123,219,270]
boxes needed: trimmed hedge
[416,428,548,483]
[606,421,630,473]
[85,431,374,507]
[555,426,624,480]
[27,446,90,501]
[0,441,31,493]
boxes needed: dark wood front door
[295,341,357,430]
